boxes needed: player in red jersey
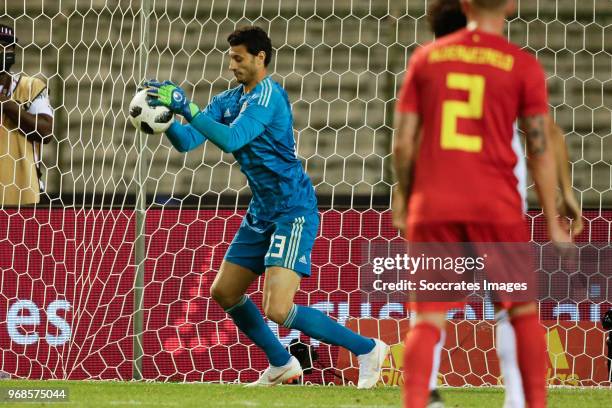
[393,1,572,407]
[398,2,583,408]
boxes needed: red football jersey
[396,28,549,225]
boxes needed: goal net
[0,0,610,386]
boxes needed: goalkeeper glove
[144,80,201,122]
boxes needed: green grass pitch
[1,380,610,407]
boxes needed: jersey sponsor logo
[224,108,232,117]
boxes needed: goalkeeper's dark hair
[227,26,273,67]
[427,0,467,38]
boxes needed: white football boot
[246,356,303,386]
[357,339,390,389]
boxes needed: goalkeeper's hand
[144,80,201,122]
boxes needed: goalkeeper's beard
[232,64,258,86]
[234,71,249,84]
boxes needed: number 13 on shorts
[264,215,316,276]
[267,234,286,258]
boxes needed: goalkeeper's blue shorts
[224,211,319,277]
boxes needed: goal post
[133,0,153,382]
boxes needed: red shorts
[406,221,529,243]
[406,221,530,313]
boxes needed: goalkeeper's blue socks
[225,296,291,367]
[282,304,375,356]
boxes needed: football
[128,89,174,134]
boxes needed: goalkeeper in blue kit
[145,26,388,387]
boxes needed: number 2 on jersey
[441,73,485,153]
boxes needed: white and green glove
[144,80,201,122]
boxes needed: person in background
[0,23,53,207]
[394,1,573,406]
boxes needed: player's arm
[392,48,424,233]
[521,115,570,245]
[392,112,421,233]
[161,92,230,153]
[189,110,266,153]
[550,120,583,235]
[0,92,53,143]
[164,122,207,152]
[393,113,422,196]
[519,56,571,246]
[146,80,268,153]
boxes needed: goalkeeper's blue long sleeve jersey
[165,76,317,221]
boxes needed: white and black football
[128,89,174,134]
